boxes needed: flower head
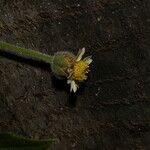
[51,48,92,93]
[67,48,92,92]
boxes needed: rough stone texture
[0,0,150,149]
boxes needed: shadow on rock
[51,76,86,107]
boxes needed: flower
[0,41,92,93]
[67,48,92,92]
[51,48,92,93]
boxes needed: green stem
[0,41,53,64]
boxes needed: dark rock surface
[0,0,150,149]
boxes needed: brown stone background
[0,0,150,149]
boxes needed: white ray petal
[83,56,93,64]
[85,58,93,64]
[70,80,78,92]
[76,47,85,62]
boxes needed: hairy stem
[0,41,53,63]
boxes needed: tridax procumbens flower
[0,41,92,93]
[67,48,92,92]
[52,48,92,92]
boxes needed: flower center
[72,60,89,81]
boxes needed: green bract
[51,51,76,77]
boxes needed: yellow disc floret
[72,60,89,82]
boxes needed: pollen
[72,60,89,81]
